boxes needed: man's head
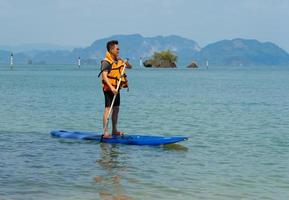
[106,40,119,58]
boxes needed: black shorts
[103,90,120,107]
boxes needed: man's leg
[103,107,110,137]
[112,106,119,134]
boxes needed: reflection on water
[94,143,133,200]
[97,144,126,172]
[162,143,189,151]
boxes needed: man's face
[110,44,120,58]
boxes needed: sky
[0,0,288,51]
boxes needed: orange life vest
[99,52,128,91]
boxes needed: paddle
[103,60,128,134]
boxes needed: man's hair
[106,40,119,52]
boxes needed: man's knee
[104,107,110,115]
[113,106,119,113]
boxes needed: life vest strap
[107,75,119,80]
[98,64,124,78]
[98,68,106,78]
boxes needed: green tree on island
[153,50,177,63]
[143,50,178,68]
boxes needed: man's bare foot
[112,131,124,136]
[102,133,112,139]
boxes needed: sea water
[0,65,289,200]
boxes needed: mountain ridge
[1,35,289,67]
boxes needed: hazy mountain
[0,43,76,53]
[71,34,201,66]
[0,50,11,63]
[0,50,30,64]
[16,34,200,65]
[1,35,289,67]
[196,38,289,66]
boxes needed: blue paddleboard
[50,130,188,145]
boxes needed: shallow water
[1,65,289,200]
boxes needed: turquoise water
[1,65,289,200]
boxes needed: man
[99,40,131,138]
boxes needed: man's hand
[111,87,118,95]
[125,60,132,69]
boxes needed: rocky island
[187,61,198,68]
[143,50,177,68]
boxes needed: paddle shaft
[104,60,127,132]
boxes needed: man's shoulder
[101,60,112,71]
[101,60,111,65]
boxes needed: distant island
[1,34,289,67]
[143,50,177,68]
